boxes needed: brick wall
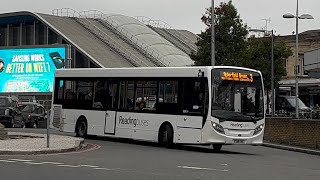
[264,118,320,150]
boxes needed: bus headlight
[211,122,225,134]
[253,124,264,135]
[5,109,10,116]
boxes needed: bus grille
[52,105,62,130]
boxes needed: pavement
[0,131,84,155]
[263,142,320,156]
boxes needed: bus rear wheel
[212,144,222,152]
[76,118,87,138]
[159,124,174,148]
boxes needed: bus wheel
[160,124,174,148]
[212,144,222,152]
[76,118,87,138]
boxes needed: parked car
[0,96,24,128]
[19,102,47,128]
[275,95,312,117]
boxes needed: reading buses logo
[119,116,149,127]
[230,122,249,128]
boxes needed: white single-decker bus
[51,66,265,151]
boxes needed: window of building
[48,29,58,44]
[75,51,89,68]
[25,23,34,45]
[9,24,19,46]
[0,26,6,46]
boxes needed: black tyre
[76,118,87,138]
[159,124,174,148]
[212,144,223,152]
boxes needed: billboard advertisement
[0,47,66,93]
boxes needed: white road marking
[177,165,229,172]
[0,158,112,172]
[220,164,228,166]
[94,167,112,170]
[9,159,32,162]
[57,164,80,168]
[41,162,65,165]
[80,165,100,168]
[0,159,17,163]
[24,162,45,165]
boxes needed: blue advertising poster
[0,47,66,93]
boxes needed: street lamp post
[211,0,215,66]
[249,29,275,116]
[271,30,275,117]
[283,0,313,119]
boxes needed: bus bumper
[201,121,264,145]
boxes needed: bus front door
[104,82,118,135]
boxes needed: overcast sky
[0,0,319,35]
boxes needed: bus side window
[63,80,77,109]
[119,81,134,111]
[93,80,107,110]
[77,81,93,110]
[157,81,179,114]
[181,78,205,115]
[135,81,157,111]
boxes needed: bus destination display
[221,71,253,82]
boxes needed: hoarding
[0,47,66,93]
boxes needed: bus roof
[55,66,261,78]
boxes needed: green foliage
[191,0,292,89]
[192,1,248,66]
[244,38,292,89]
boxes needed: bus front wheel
[159,124,174,148]
[76,117,87,138]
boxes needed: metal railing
[270,110,319,119]
[52,8,149,67]
[78,10,168,67]
[136,16,198,53]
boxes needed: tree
[244,38,292,89]
[191,1,248,66]
[191,0,292,89]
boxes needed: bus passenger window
[93,80,107,110]
[135,81,157,111]
[119,81,134,111]
[77,81,93,109]
[156,81,179,114]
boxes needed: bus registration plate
[233,139,246,144]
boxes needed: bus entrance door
[104,82,118,135]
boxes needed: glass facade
[0,15,98,110]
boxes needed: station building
[0,9,198,109]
